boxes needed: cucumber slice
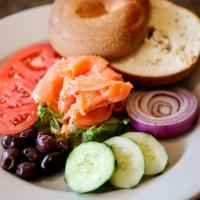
[104,136,145,188]
[123,132,168,175]
[65,142,115,193]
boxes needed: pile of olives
[0,128,72,180]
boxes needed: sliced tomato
[0,78,38,135]
[0,43,60,86]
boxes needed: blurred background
[0,0,53,18]
[0,0,199,18]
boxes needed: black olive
[23,148,43,163]
[1,135,26,150]
[36,134,56,154]
[16,162,40,180]
[37,130,53,138]
[56,140,72,155]
[41,152,65,174]
[0,148,22,171]
[20,127,38,146]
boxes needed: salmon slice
[75,91,110,115]
[102,67,122,81]
[74,74,111,92]
[32,61,65,112]
[33,56,133,132]
[58,77,76,114]
[67,56,108,78]
[73,105,113,129]
[101,81,133,102]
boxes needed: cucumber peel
[123,132,168,175]
[65,142,115,193]
[105,136,145,188]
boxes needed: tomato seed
[8,66,15,78]
[10,113,30,126]
[6,103,21,109]
[12,84,30,98]
[0,98,7,103]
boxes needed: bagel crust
[111,0,200,87]
[49,0,150,60]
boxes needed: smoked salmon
[32,56,133,135]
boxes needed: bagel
[111,0,200,87]
[49,0,150,60]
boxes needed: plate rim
[0,4,200,200]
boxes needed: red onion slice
[126,88,199,139]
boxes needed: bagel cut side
[49,0,150,60]
[111,0,200,87]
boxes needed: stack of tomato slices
[0,43,60,135]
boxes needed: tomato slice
[0,78,38,135]
[0,43,60,86]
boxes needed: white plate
[0,5,200,200]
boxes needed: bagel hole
[76,1,107,18]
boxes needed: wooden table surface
[0,0,200,18]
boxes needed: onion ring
[126,88,199,139]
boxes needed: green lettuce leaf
[36,104,130,143]
[83,117,130,142]
[36,104,62,135]
[67,127,85,142]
